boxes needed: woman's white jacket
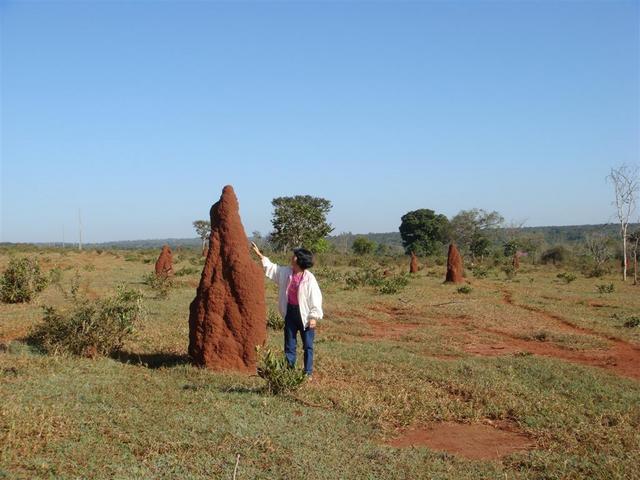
[261,256,323,329]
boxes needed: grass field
[1,247,639,479]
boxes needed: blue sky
[1,0,638,243]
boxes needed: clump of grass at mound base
[28,286,144,357]
[256,346,306,394]
[142,272,174,299]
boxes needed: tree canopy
[450,209,503,258]
[352,236,376,255]
[399,209,449,256]
[269,195,333,252]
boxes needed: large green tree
[269,195,333,252]
[399,209,450,255]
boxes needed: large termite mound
[409,252,419,274]
[512,253,520,270]
[155,245,173,277]
[188,185,266,372]
[445,243,464,283]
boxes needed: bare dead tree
[607,165,639,282]
[584,232,612,276]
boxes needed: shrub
[622,316,640,328]
[471,266,489,278]
[376,274,410,294]
[501,265,516,280]
[457,285,472,294]
[29,286,144,357]
[0,257,48,303]
[583,265,607,278]
[142,272,173,298]
[49,267,63,285]
[314,267,343,285]
[256,346,306,394]
[557,272,577,284]
[541,246,568,265]
[343,266,384,290]
[532,331,549,342]
[267,307,284,329]
[596,283,615,294]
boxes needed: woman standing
[251,243,323,377]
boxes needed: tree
[584,233,612,277]
[399,209,450,256]
[450,208,503,260]
[193,220,211,254]
[352,236,376,255]
[269,195,333,252]
[470,235,491,261]
[607,165,639,281]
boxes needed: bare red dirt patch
[491,291,640,380]
[388,422,533,460]
[360,317,421,340]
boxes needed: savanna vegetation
[1,239,639,479]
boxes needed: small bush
[315,267,343,284]
[49,267,63,285]
[142,272,173,298]
[541,246,568,265]
[557,272,577,284]
[376,274,410,294]
[0,257,48,303]
[471,266,489,278]
[83,263,96,272]
[623,316,640,328]
[532,331,549,342]
[343,266,384,290]
[256,346,306,395]
[29,286,144,357]
[596,283,615,294]
[267,307,284,329]
[502,265,516,280]
[457,285,472,294]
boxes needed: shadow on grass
[111,351,190,369]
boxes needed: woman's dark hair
[293,248,314,270]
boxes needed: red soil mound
[409,252,419,274]
[188,185,266,372]
[155,245,173,277]
[388,421,533,460]
[445,243,464,283]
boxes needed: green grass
[1,248,640,479]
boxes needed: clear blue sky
[1,0,638,243]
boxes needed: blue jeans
[284,304,315,375]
